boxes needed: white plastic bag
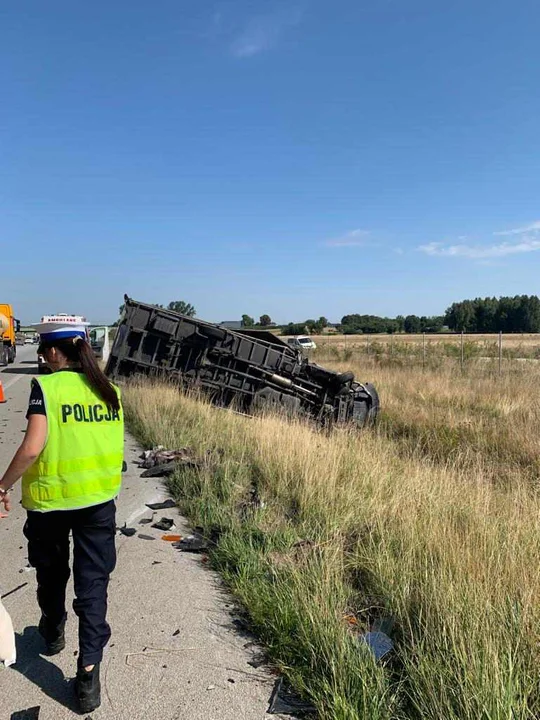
[0,598,16,667]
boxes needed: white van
[287,335,317,351]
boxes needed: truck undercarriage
[106,297,379,429]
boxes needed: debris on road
[174,534,209,553]
[145,499,176,511]
[162,534,182,542]
[18,564,35,574]
[118,524,137,537]
[1,582,28,600]
[139,447,210,478]
[10,707,40,720]
[107,296,380,430]
[138,534,156,541]
[152,517,175,531]
[267,678,316,716]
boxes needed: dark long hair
[38,336,120,411]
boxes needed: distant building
[219,320,243,330]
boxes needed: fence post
[460,331,464,372]
[499,331,502,375]
[422,332,426,370]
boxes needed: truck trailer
[106,296,379,429]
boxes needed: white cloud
[418,236,540,259]
[230,7,303,58]
[493,221,540,236]
[325,229,371,248]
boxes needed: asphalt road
[0,346,279,719]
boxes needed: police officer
[0,322,124,713]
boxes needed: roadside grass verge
[123,379,540,720]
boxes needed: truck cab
[0,304,20,366]
[89,326,112,366]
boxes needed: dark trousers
[23,500,117,667]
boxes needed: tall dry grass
[123,361,540,720]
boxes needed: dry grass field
[123,357,540,720]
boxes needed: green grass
[124,377,540,719]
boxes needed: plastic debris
[0,597,17,667]
[118,525,137,537]
[139,447,210,477]
[138,534,155,541]
[359,631,394,661]
[173,534,209,553]
[146,499,176,511]
[162,535,182,542]
[19,564,35,573]
[152,517,175,531]
[10,708,40,720]
[267,678,316,716]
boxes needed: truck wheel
[0,347,8,367]
[352,383,380,428]
[7,347,15,364]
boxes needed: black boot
[75,661,101,713]
[38,614,66,656]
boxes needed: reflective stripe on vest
[22,372,124,511]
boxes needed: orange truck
[0,304,20,366]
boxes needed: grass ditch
[124,378,540,719]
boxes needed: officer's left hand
[0,489,10,514]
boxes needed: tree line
[114,300,196,325]
[114,295,540,334]
[445,296,540,332]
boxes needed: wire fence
[312,332,540,375]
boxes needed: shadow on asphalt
[13,627,79,713]
[1,367,37,375]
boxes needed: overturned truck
[106,297,379,428]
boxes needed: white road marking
[2,373,28,391]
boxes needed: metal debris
[145,499,176,511]
[267,678,316,716]
[173,534,209,553]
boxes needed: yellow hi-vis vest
[22,372,124,512]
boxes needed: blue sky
[2,0,540,325]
